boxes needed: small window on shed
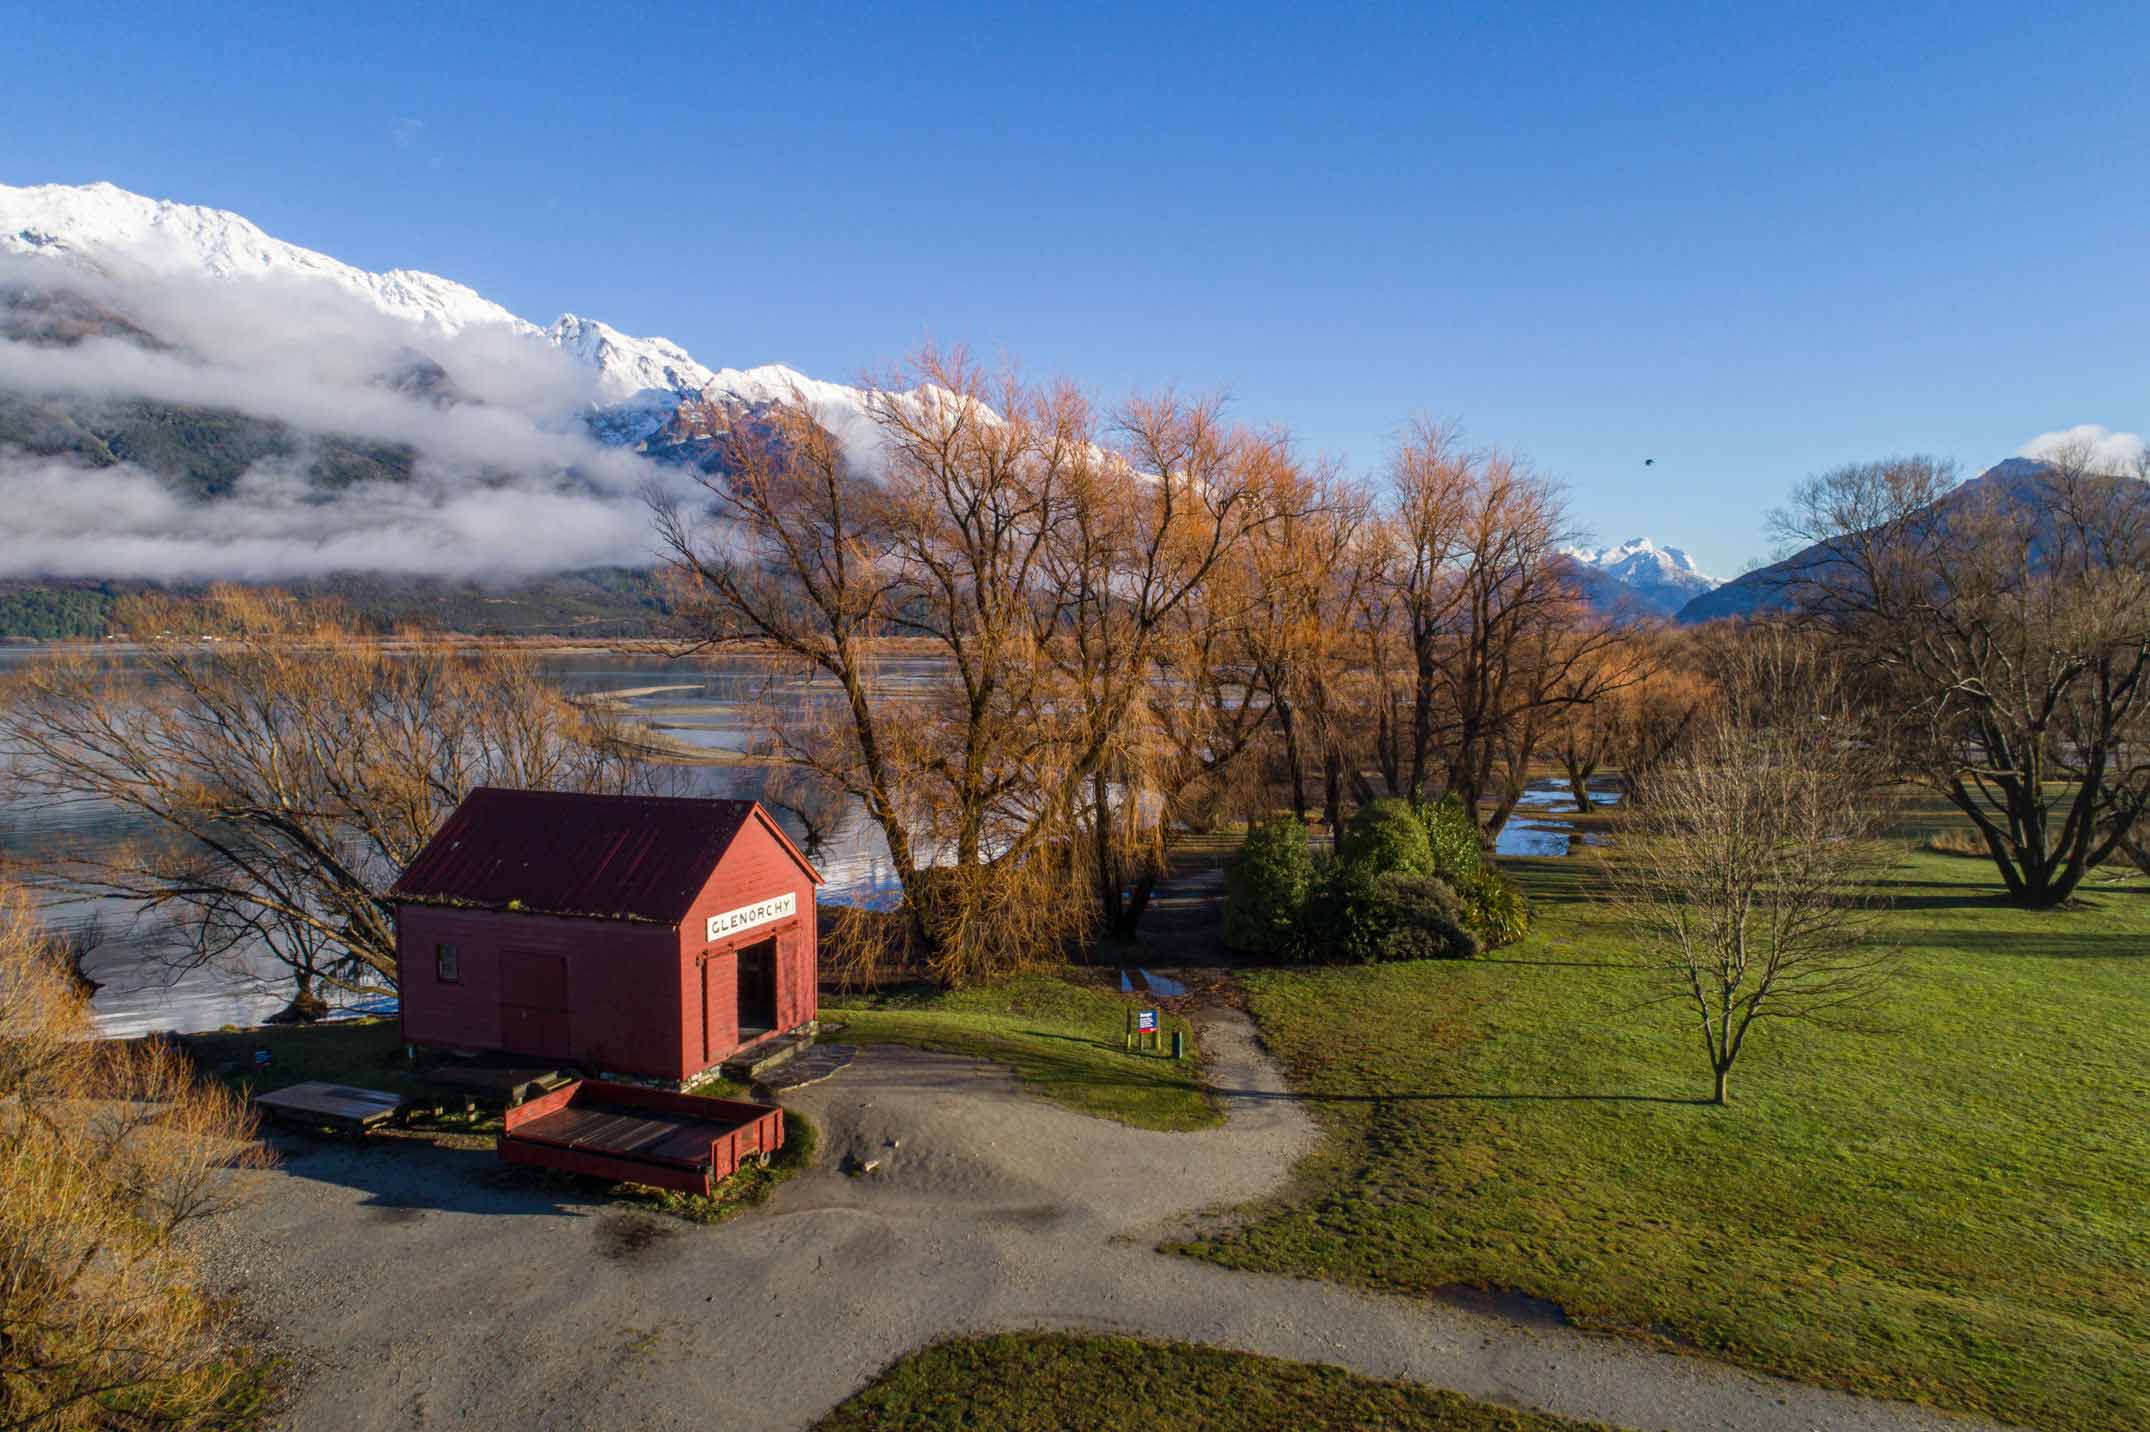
[436,943,459,983]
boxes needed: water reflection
[1492,778,1623,858]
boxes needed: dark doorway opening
[736,937,778,1039]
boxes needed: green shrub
[1371,873,1482,960]
[1224,815,1314,955]
[1406,795,1528,950]
[1454,867,1530,948]
[1305,864,1480,963]
[1337,798,1434,878]
[1413,795,1485,884]
[1304,862,1387,964]
[1267,796,1528,961]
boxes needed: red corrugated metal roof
[389,788,817,925]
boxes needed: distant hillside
[0,389,419,499]
[1675,458,2057,623]
[0,569,672,640]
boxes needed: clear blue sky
[7,1,2145,575]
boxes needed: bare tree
[1549,637,1642,811]
[1372,423,1621,835]
[1605,635,1899,1103]
[1239,463,1371,829]
[1774,446,2150,905]
[654,352,1281,983]
[1553,625,1712,810]
[1,588,650,1009]
[1380,420,1473,799]
[1436,451,1623,836]
[0,881,272,1429]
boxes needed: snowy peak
[0,180,533,338]
[1561,537,1721,617]
[1564,537,1715,583]
[1564,537,1718,585]
[548,313,718,402]
[0,180,903,449]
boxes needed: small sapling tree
[1605,633,1900,1103]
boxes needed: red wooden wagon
[499,1078,784,1196]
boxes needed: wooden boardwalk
[253,1081,411,1134]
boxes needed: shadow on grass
[1883,892,2041,912]
[1496,858,1598,907]
[1213,1086,1709,1106]
[1894,930,2149,958]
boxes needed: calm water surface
[1491,778,1622,858]
[0,648,911,1035]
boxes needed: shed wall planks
[398,798,820,1084]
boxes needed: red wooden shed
[391,788,822,1084]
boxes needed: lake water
[0,648,912,1036]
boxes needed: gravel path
[204,1012,2010,1431]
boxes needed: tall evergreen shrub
[1224,815,1313,955]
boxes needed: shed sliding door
[498,949,571,1060]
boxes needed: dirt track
[205,1013,2011,1431]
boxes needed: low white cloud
[0,454,660,582]
[0,249,704,582]
[2017,424,2147,472]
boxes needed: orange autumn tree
[655,351,1285,984]
[1550,625,1712,811]
[2,589,650,1014]
[0,883,272,1427]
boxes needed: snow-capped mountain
[0,180,537,338]
[1560,537,1721,616]
[0,180,879,449]
[0,179,954,595]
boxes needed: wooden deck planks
[253,1081,411,1133]
[513,1103,756,1171]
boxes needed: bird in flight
[1644,458,1655,466]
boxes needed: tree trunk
[271,969,329,1024]
[1092,767,1124,935]
[1114,867,1158,940]
[1565,756,1596,813]
[1322,743,1343,834]
[1713,1066,1730,1105]
[1948,777,2095,908]
[1277,699,1307,819]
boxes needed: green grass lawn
[824,970,1220,1131]
[178,1017,435,1100]
[814,1332,1610,1431]
[1180,834,2150,1431]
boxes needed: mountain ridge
[0,179,892,452]
[1559,536,1720,616]
[1672,457,2061,623]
